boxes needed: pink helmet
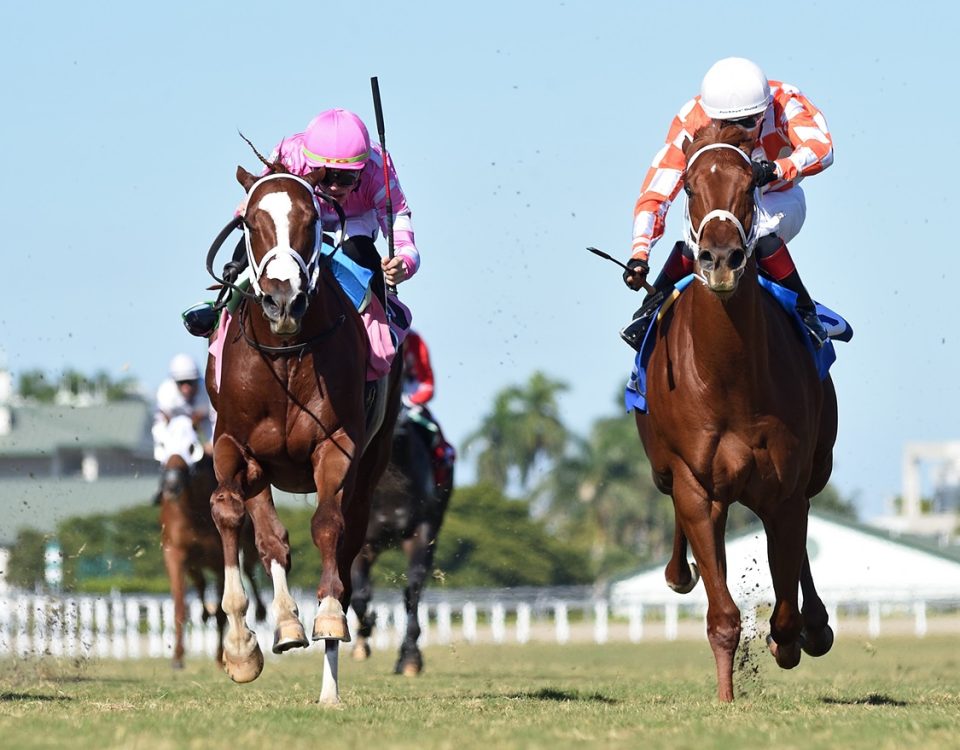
[301,109,371,170]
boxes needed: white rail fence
[0,591,956,661]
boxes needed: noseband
[242,173,327,300]
[682,143,761,259]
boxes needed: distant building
[0,375,157,547]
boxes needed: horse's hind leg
[395,523,438,676]
[350,542,382,661]
[664,518,700,594]
[762,497,808,670]
[799,553,833,657]
[245,486,308,655]
[210,441,263,683]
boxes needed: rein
[682,142,761,263]
[237,291,346,358]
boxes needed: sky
[0,1,957,521]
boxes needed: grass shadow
[0,692,72,702]
[499,688,618,704]
[820,694,909,707]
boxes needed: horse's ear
[303,168,325,188]
[237,166,258,192]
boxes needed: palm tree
[462,371,570,495]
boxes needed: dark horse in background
[206,162,402,704]
[350,405,455,675]
[157,415,266,669]
[635,124,837,702]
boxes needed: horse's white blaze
[269,560,300,623]
[259,192,304,292]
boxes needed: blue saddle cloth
[321,242,373,310]
[624,275,850,414]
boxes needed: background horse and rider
[156,414,266,669]
[634,124,838,701]
[350,403,455,675]
[205,158,403,704]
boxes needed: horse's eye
[683,183,693,196]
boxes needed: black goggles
[319,168,360,188]
[726,113,761,129]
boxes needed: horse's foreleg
[396,523,437,676]
[763,497,808,670]
[350,543,380,661]
[664,519,700,593]
[239,518,268,623]
[245,487,307,654]
[673,469,740,702]
[211,439,263,683]
[162,544,187,669]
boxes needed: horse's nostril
[698,251,716,271]
[291,292,308,318]
[728,250,746,270]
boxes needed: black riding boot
[619,242,691,352]
[777,269,829,349]
[183,238,248,338]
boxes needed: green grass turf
[0,635,957,749]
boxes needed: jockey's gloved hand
[221,259,246,284]
[752,159,779,187]
[623,258,650,290]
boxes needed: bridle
[241,173,329,299]
[682,143,761,261]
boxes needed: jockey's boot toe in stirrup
[800,308,828,350]
[620,313,654,353]
[182,303,218,338]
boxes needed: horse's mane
[238,131,289,174]
[687,124,754,162]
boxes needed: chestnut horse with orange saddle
[635,124,837,702]
[206,164,402,704]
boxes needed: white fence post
[79,597,94,657]
[95,598,110,658]
[462,602,477,643]
[418,603,430,648]
[146,599,163,658]
[516,602,531,644]
[665,602,679,641]
[373,603,391,650]
[392,603,407,647]
[628,604,644,643]
[913,600,927,638]
[64,598,79,658]
[554,602,569,644]
[111,598,126,659]
[868,601,881,638]
[436,601,452,645]
[490,603,506,643]
[593,601,608,644]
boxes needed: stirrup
[800,310,828,350]
[182,303,218,338]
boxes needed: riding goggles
[319,168,360,188]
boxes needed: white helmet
[700,57,771,120]
[168,353,200,382]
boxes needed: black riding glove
[623,257,650,290]
[752,159,779,188]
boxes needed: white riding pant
[757,185,807,245]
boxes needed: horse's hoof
[766,634,802,670]
[273,618,310,654]
[668,561,700,594]
[800,624,834,657]
[171,657,185,670]
[401,661,421,677]
[312,597,351,642]
[223,642,265,683]
[351,639,371,661]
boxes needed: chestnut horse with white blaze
[207,165,402,705]
[635,125,837,702]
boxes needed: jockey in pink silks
[184,108,418,381]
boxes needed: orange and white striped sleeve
[769,83,834,184]
[631,98,704,262]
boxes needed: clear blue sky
[1,1,956,520]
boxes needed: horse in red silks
[635,124,837,702]
[206,162,402,705]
